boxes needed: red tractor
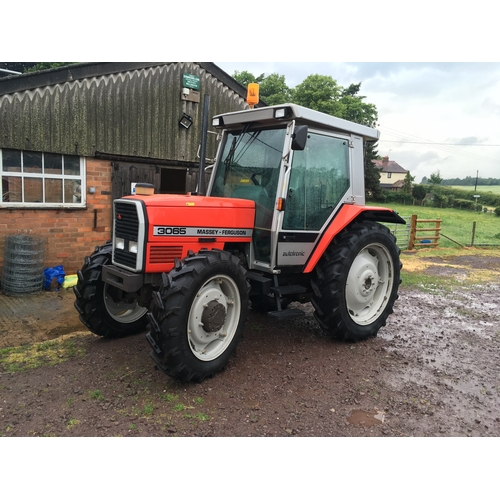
[74,101,405,382]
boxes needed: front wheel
[74,242,148,337]
[146,249,249,382]
[311,221,401,341]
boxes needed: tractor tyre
[74,242,148,338]
[310,221,401,342]
[146,249,249,383]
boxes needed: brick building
[0,62,257,276]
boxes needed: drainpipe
[198,94,210,195]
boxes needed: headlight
[116,237,125,250]
[129,241,138,254]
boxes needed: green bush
[383,191,414,205]
[495,207,500,217]
[431,193,450,208]
[451,198,482,211]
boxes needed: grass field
[369,201,500,248]
[448,185,500,194]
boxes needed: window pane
[24,177,43,203]
[64,155,80,175]
[64,179,81,203]
[2,176,22,202]
[2,149,21,172]
[283,133,350,231]
[23,151,42,174]
[45,153,62,175]
[45,178,63,203]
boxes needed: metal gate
[383,216,411,250]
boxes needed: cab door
[277,130,351,267]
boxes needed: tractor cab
[208,103,381,274]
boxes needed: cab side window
[283,133,349,231]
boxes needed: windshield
[211,127,287,262]
[211,127,286,206]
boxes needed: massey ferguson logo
[153,226,253,237]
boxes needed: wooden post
[471,221,476,247]
[435,219,441,247]
[408,214,417,250]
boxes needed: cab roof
[213,103,380,141]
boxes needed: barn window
[1,149,85,208]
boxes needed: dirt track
[1,250,499,437]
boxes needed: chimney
[382,156,389,164]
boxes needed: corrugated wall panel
[0,63,248,163]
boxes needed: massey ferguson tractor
[74,100,405,382]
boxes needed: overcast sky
[215,62,500,183]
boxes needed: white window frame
[0,149,86,208]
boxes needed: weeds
[89,389,105,401]
[67,418,81,429]
[0,336,85,373]
[162,393,178,402]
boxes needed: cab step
[267,308,305,320]
[270,285,307,296]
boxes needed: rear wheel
[146,249,249,382]
[74,242,148,337]
[311,221,401,341]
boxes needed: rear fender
[303,205,405,273]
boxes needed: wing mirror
[292,125,308,150]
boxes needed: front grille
[149,246,183,264]
[113,200,144,270]
[115,202,139,240]
[114,248,139,267]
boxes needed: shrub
[495,207,500,217]
[383,191,414,205]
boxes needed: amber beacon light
[246,83,259,108]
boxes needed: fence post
[408,214,417,250]
[471,221,476,247]
[435,220,441,245]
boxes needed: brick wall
[0,158,113,277]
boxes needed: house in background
[372,156,408,191]
[0,62,260,276]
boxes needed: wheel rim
[345,243,394,326]
[187,274,241,361]
[103,284,148,324]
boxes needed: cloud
[216,62,500,179]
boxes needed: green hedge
[430,185,500,207]
[380,191,414,205]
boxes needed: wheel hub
[359,269,378,297]
[201,300,227,332]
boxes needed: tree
[364,143,383,200]
[292,74,345,117]
[412,184,427,201]
[402,171,415,194]
[231,70,265,88]
[339,83,378,128]
[258,73,292,105]
[428,170,443,185]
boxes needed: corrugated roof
[0,62,256,162]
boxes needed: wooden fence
[407,214,441,250]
